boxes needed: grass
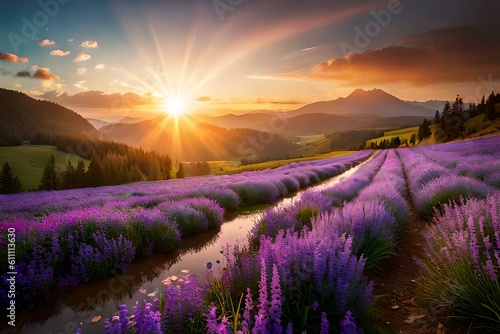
[209,150,354,175]
[0,145,89,191]
[366,127,419,145]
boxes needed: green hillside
[366,126,419,146]
[0,145,89,191]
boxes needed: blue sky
[1,0,499,119]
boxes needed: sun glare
[164,96,188,117]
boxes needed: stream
[8,157,372,334]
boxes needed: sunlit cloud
[196,96,212,102]
[80,40,99,48]
[14,83,22,88]
[95,64,105,69]
[301,46,318,51]
[77,67,87,75]
[74,80,88,90]
[311,25,500,86]
[15,66,59,81]
[73,52,91,62]
[50,49,71,57]
[32,66,59,80]
[0,52,28,63]
[26,89,45,96]
[39,39,56,47]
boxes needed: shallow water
[7,157,373,334]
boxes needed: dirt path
[369,156,441,334]
[370,208,438,334]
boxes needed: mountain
[87,118,110,130]
[100,115,299,161]
[202,89,435,135]
[287,88,435,118]
[0,88,102,146]
[407,99,470,111]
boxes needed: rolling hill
[100,115,299,161]
[0,88,102,145]
[0,145,89,191]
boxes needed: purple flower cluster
[398,144,496,217]
[420,193,500,280]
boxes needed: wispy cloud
[0,52,28,63]
[50,49,70,57]
[196,96,212,102]
[95,64,105,69]
[73,52,91,63]
[80,40,99,48]
[68,38,75,43]
[76,67,87,75]
[74,80,88,90]
[39,39,56,47]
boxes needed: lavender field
[1,136,500,333]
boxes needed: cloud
[76,67,87,75]
[0,68,10,76]
[311,25,500,86]
[26,89,45,96]
[80,40,99,48]
[39,39,56,47]
[197,96,212,102]
[0,52,28,63]
[32,67,59,80]
[95,64,105,70]
[15,66,59,81]
[73,52,91,63]
[41,90,159,109]
[74,81,88,90]
[68,38,74,43]
[50,49,70,57]
[15,71,31,78]
[14,83,22,88]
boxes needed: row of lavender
[0,151,372,309]
[99,150,417,333]
[398,135,500,331]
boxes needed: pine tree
[85,150,104,187]
[39,154,60,191]
[74,160,86,188]
[62,160,75,189]
[434,110,440,124]
[0,162,22,194]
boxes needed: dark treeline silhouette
[0,162,22,194]
[176,161,211,178]
[435,91,500,141]
[0,88,101,146]
[32,135,173,191]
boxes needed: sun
[164,96,188,117]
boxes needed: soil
[369,209,439,334]
[368,195,469,333]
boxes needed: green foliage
[206,281,245,333]
[297,206,319,229]
[0,161,22,194]
[418,261,500,332]
[39,154,60,191]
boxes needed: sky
[1,0,499,120]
